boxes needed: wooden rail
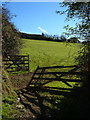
[37,65,78,69]
[35,72,84,75]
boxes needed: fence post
[28,55,30,71]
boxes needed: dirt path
[10,72,33,89]
[10,72,39,119]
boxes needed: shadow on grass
[17,86,89,120]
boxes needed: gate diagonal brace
[53,73,72,87]
[8,56,23,70]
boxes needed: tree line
[20,32,80,43]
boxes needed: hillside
[20,39,80,71]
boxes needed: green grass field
[20,39,80,71]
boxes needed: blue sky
[4,2,77,36]
[1,0,64,2]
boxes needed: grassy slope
[20,39,80,71]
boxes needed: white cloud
[38,27,48,34]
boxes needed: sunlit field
[20,39,80,71]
